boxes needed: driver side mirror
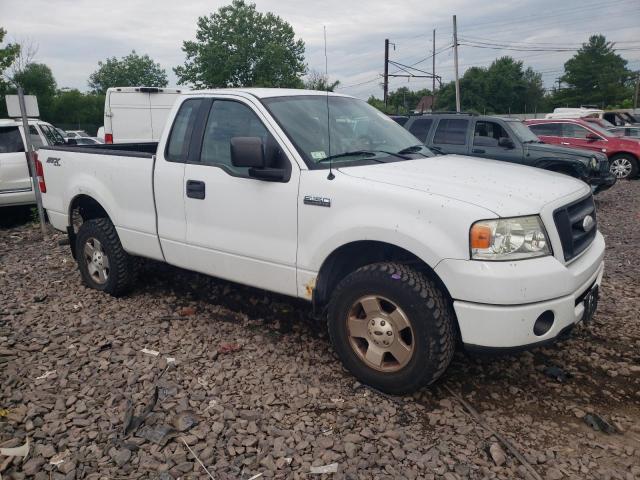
[230,136,286,182]
[498,137,515,149]
[585,132,600,141]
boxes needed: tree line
[1,1,637,134]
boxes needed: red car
[525,118,640,179]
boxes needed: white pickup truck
[38,89,605,393]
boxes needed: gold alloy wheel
[347,295,415,372]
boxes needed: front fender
[533,157,589,179]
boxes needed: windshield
[262,95,435,168]
[507,120,540,143]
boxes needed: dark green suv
[401,113,616,193]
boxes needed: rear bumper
[0,188,34,207]
[456,260,603,349]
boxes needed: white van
[103,87,184,144]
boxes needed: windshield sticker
[311,151,327,160]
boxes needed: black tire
[327,262,455,394]
[75,218,135,296]
[609,154,639,179]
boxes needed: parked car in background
[66,130,90,139]
[96,126,105,141]
[38,88,605,394]
[526,118,640,179]
[75,137,104,145]
[609,126,640,139]
[545,107,638,127]
[402,113,615,193]
[103,86,183,144]
[0,118,65,207]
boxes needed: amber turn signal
[470,224,492,249]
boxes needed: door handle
[561,142,570,145]
[472,148,485,154]
[186,180,205,200]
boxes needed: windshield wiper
[318,150,408,163]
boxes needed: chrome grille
[553,195,597,262]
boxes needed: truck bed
[39,143,163,261]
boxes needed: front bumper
[455,260,603,350]
[589,171,616,194]
[435,232,605,349]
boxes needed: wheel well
[314,241,452,308]
[69,195,110,229]
[610,152,638,161]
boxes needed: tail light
[34,152,46,193]
[105,133,113,144]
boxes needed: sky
[1,0,639,101]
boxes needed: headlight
[470,216,551,260]
[590,157,598,170]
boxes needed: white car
[65,130,91,139]
[38,89,604,393]
[103,86,183,144]
[0,118,64,207]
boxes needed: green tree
[304,70,339,91]
[435,57,545,114]
[555,35,633,108]
[0,28,20,116]
[175,0,306,88]
[48,90,104,135]
[88,51,168,94]
[13,63,57,117]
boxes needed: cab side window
[28,125,44,149]
[165,99,205,162]
[473,121,509,146]
[433,119,469,145]
[200,100,283,177]
[562,124,591,139]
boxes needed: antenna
[324,26,334,180]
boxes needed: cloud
[1,0,638,99]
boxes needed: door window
[432,119,469,145]
[28,125,44,149]
[408,118,433,143]
[528,123,562,136]
[473,121,510,146]
[165,98,205,162]
[0,126,24,153]
[200,100,273,176]
[562,124,592,139]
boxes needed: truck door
[470,119,523,163]
[180,96,299,296]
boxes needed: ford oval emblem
[582,215,595,232]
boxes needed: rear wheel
[328,262,455,394]
[609,154,638,179]
[75,218,135,296]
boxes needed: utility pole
[634,72,639,110]
[453,15,461,112]
[432,29,436,111]
[384,39,389,108]
[556,78,562,91]
[17,87,47,236]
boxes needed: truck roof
[183,88,352,99]
[0,118,49,127]
[106,86,184,94]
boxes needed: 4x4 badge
[304,196,331,207]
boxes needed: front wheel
[327,263,456,394]
[609,154,638,179]
[75,218,135,296]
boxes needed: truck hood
[525,142,598,160]
[338,155,588,217]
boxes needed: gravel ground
[1,180,639,480]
